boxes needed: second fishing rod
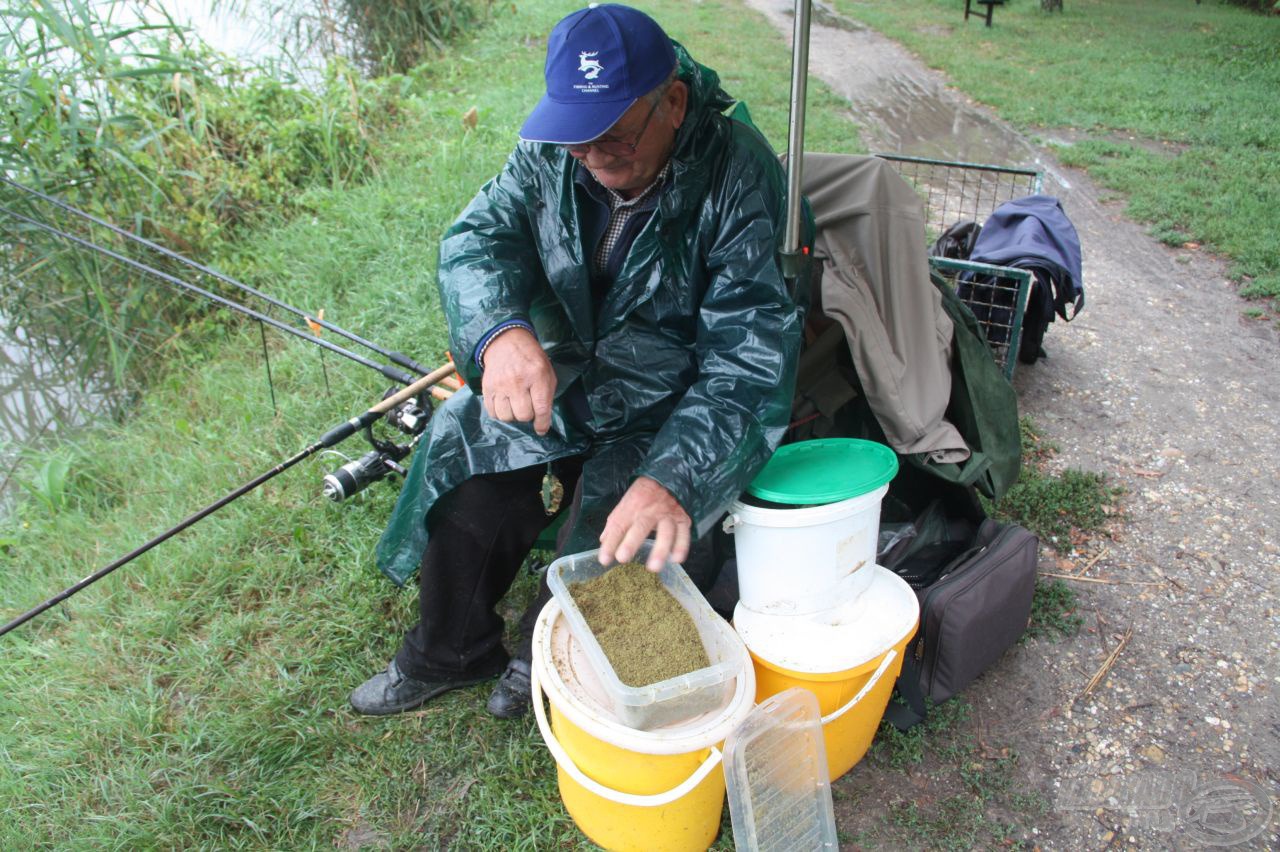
[0,204,419,386]
[1,175,429,378]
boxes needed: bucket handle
[530,666,724,808]
[721,513,739,534]
[821,649,898,726]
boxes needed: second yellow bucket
[735,564,919,781]
[531,598,756,852]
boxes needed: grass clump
[1026,578,1084,641]
[989,418,1120,551]
[333,0,493,74]
[830,0,1280,310]
[865,699,1041,850]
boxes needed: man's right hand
[479,327,556,435]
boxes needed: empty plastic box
[724,688,838,851]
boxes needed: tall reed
[0,0,390,396]
[335,0,489,73]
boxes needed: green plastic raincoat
[375,48,804,586]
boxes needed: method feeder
[0,362,457,638]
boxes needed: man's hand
[480,327,556,435]
[599,477,692,572]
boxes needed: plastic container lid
[724,688,838,851]
[747,438,899,505]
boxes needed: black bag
[882,518,1039,729]
[929,220,981,260]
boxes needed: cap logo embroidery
[578,51,603,80]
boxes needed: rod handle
[318,362,458,447]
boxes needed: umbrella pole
[781,0,812,281]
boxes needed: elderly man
[350,3,805,718]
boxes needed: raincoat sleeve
[437,146,543,386]
[637,151,801,536]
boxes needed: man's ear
[667,80,689,130]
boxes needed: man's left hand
[598,477,692,572]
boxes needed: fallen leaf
[462,106,478,131]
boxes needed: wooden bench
[964,0,1004,27]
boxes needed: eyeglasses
[564,96,662,158]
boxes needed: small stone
[1140,745,1165,764]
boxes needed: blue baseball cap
[519,4,677,145]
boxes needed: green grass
[1026,578,1084,641]
[0,0,866,847]
[863,699,1043,850]
[830,0,1280,308]
[990,418,1121,551]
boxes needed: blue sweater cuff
[473,319,535,369]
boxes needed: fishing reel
[321,389,432,502]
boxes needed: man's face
[568,81,688,199]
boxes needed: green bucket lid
[747,438,899,505]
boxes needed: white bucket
[723,483,889,616]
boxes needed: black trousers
[394,457,585,683]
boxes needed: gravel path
[743,2,1279,847]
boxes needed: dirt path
[744,2,1279,847]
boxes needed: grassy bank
[832,0,1280,309]
[0,1,861,847]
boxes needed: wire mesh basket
[929,257,1032,381]
[875,152,1042,240]
[876,153,1043,380]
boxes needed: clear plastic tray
[724,688,838,851]
[546,542,746,731]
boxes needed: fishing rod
[0,204,417,386]
[0,362,457,638]
[0,176,428,377]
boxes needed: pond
[0,1,321,518]
[0,317,123,515]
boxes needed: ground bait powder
[569,562,711,687]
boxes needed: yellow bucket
[750,632,911,781]
[531,599,756,852]
[736,564,919,781]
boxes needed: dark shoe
[349,659,489,716]
[486,659,532,719]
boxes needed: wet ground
[744,1,1279,848]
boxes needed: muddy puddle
[744,0,1072,198]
